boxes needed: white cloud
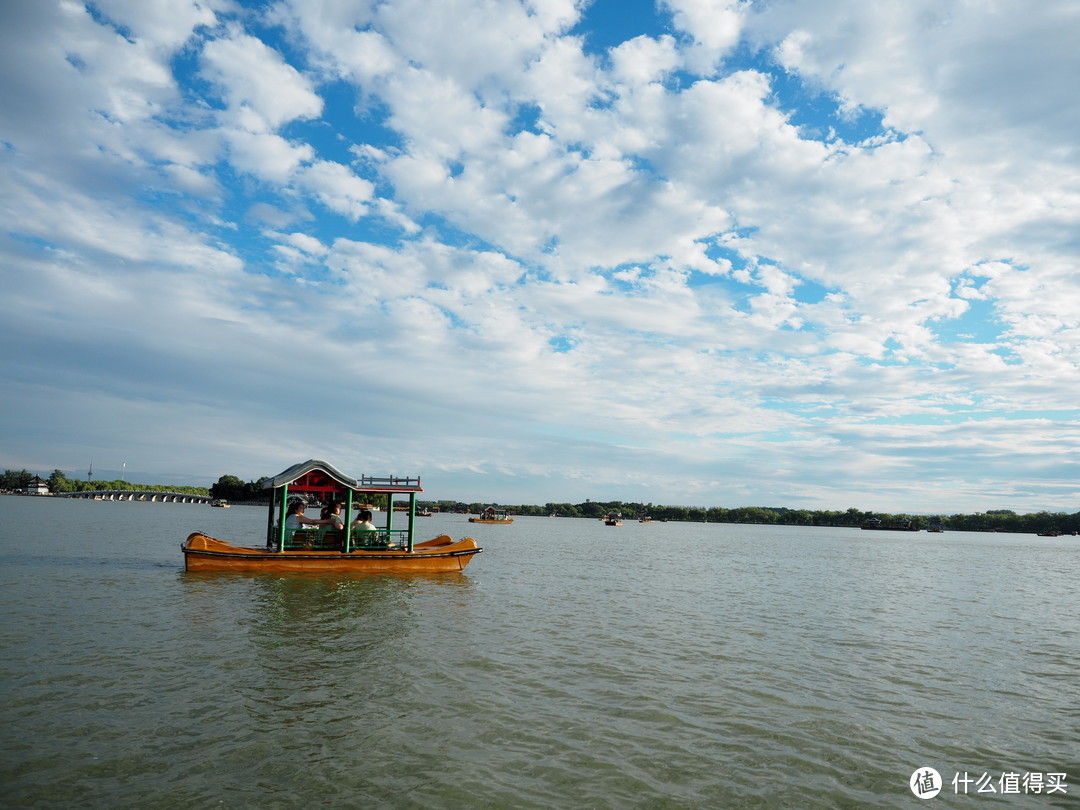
[609,35,680,85]
[524,0,581,31]
[664,0,746,73]
[518,35,605,144]
[297,160,376,221]
[200,27,323,131]
[88,0,221,51]
[384,66,509,159]
[374,0,548,89]
[282,232,328,256]
[224,128,314,183]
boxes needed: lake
[1,496,1076,808]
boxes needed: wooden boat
[183,532,481,573]
[603,512,622,526]
[210,499,230,508]
[182,460,482,573]
[469,506,513,524]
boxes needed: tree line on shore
[427,500,1078,535]
[7,469,1076,534]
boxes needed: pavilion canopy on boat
[264,459,424,553]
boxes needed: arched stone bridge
[57,490,214,504]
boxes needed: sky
[2,0,1078,513]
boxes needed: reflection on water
[176,570,480,727]
[179,570,475,630]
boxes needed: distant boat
[1037,530,1061,537]
[603,512,622,526]
[469,507,513,524]
[211,499,230,508]
[861,518,920,532]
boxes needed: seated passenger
[285,500,330,530]
[351,509,377,533]
[321,501,345,531]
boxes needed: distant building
[25,476,49,495]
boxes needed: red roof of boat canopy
[262,460,422,494]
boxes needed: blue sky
[2,0,1078,513]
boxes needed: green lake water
[1,496,1077,808]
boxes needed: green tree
[210,475,246,500]
[47,469,76,493]
[1,469,33,491]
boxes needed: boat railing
[281,527,409,551]
[352,529,409,548]
[283,528,344,551]
[356,475,421,490]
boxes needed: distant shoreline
[6,491,1076,536]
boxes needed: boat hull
[468,518,513,524]
[182,532,482,573]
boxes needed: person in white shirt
[351,509,376,532]
[284,500,330,530]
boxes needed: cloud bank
[1,0,1077,512]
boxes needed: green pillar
[344,490,354,552]
[407,492,416,552]
[277,484,290,552]
[385,496,393,546]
